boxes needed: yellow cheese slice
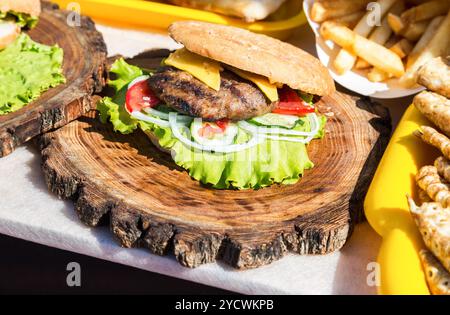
[164,48,222,91]
[228,67,279,102]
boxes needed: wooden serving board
[39,52,391,269]
[0,1,107,157]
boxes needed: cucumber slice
[249,113,303,129]
[190,119,238,146]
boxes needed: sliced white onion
[169,113,263,153]
[132,110,321,149]
[238,113,320,137]
[128,75,150,89]
[142,107,193,123]
[305,113,319,142]
[131,111,170,127]
[143,107,169,120]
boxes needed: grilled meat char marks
[148,67,277,121]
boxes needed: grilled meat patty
[148,67,276,121]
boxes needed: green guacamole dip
[0,34,65,115]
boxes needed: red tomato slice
[215,119,230,131]
[125,79,160,113]
[272,108,313,115]
[273,86,315,116]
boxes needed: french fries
[389,38,413,58]
[310,0,450,84]
[355,58,371,70]
[389,13,430,41]
[401,19,429,41]
[332,0,398,74]
[355,1,405,70]
[367,67,393,82]
[333,50,357,74]
[400,11,450,87]
[388,13,405,33]
[368,15,394,44]
[330,11,365,28]
[320,21,405,77]
[311,0,372,23]
[320,22,354,47]
[401,0,450,24]
[367,39,412,82]
[407,16,444,68]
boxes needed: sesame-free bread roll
[169,21,336,97]
[0,0,41,18]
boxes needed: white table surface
[0,22,414,295]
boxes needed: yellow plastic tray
[53,0,306,39]
[365,104,439,295]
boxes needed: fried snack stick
[414,126,450,160]
[407,196,450,274]
[416,165,450,208]
[417,57,450,98]
[418,188,432,203]
[414,92,450,137]
[435,156,450,183]
[419,249,450,295]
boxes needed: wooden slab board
[0,1,108,157]
[39,51,391,269]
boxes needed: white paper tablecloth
[0,22,414,295]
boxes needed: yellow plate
[53,0,306,40]
[365,104,440,295]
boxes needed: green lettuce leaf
[97,58,143,133]
[0,11,38,28]
[0,34,65,115]
[108,58,143,92]
[97,59,327,189]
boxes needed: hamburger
[0,0,65,115]
[0,0,40,49]
[98,21,335,189]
